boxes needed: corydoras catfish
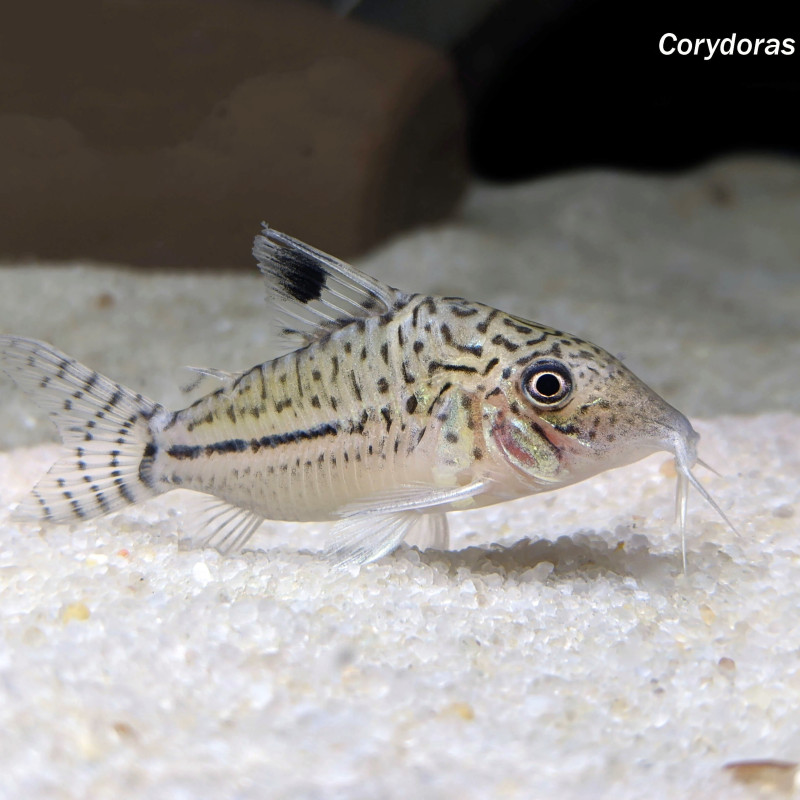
[0,226,732,568]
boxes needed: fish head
[480,324,699,491]
[478,318,735,569]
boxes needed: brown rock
[0,0,466,266]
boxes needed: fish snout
[654,402,699,469]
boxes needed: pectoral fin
[336,481,487,517]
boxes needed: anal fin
[181,497,266,554]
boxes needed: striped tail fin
[0,335,167,523]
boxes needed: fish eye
[521,360,573,408]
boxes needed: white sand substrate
[1,157,799,799]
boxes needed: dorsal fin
[252,225,408,351]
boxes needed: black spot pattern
[271,246,326,303]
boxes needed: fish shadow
[412,530,679,583]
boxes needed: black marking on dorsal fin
[270,242,326,304]
[253,224,409,354]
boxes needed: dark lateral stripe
[166,422,339,461]
[167,444,203,459]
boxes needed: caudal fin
[0,335,167,523]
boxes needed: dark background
[1,0,798,264]
[356,0,800,179]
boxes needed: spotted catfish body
[0,227,728,567]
